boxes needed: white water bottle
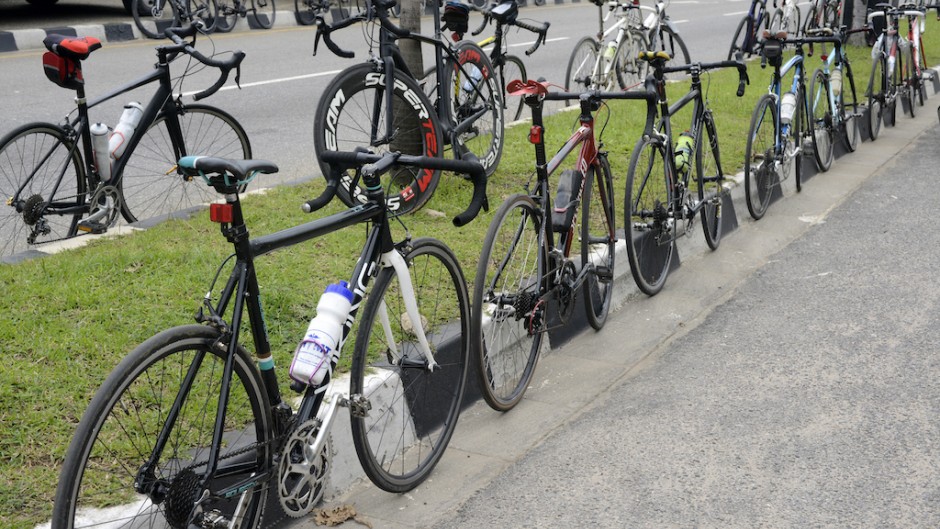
[780,91,797,124]
[830,68,842,97]
[90,122,111,180]
[289,281,354,386]
[108,101,144,160]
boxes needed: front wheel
[614,31,647,90]
[51,325,272,529]
[696,112,724,250]
[313,63,443,216]
[351,238,470,491]
[660,27,691,68]
[501,55,527,122]
[214,0,239,31]
[809,68,834,172]
[294,0,320,25]
[867,57,884,140]
[0,123,86,262]
[472,193,546,411]
[744,93,779,220]
[118,105,251,224]
[252,0,276,28]
[728,16,750,59]
[581,156,616,330]
[566,37,601,92]
[132,0,180,39]
[184,0,218,32]
[625,136,675,296]
[448,41,504,177]
[839,62,860,152]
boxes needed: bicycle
[132,0,219,38]
[744,30,841,220]
[806,26,867,156]
[624,52,749,296]
[900,5,930,114]
[728,0,772,60]
[804,0,843,34]
[468,0,550,122]
[0,26,249,264]
[51,148,489,528]
[567,0,690,93]
[295,0,332,24]
[471,79,656,411]
[312,0,503,216]
[215,0,276,32]
[866,3,922,139]
[769,0,802,36]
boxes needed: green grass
[3,18,939,526]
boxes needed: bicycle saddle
[179,156,279,181]
[43,35,102,61]
[638,50,671,62]
[507,79,549,96]
[761,29,789,40]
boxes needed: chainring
[89,184,122,227]
[277,418,332,518]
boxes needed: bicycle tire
[118,104,251,224]
[447,40,504,177]
[803,4,818,36]
[784,2,801,36]
[214,0,238,31]
[251,0,275,28]
[184,0,218,32]
[502,54,527,122]
[313,63,443,217]
[840,60,859,152]
[661,26,690,68]
[867,56,884,140]
[51,324,272,529]
[886,48,899,127]
[350,238,469,491]
[903,44,918,118]
[133,0,180,39]
[0,123,86,262]
[744,93,778,220]
[768,8,783,33]
[566,36,601,92]
[696,110,723,250]
[581,155,616,330]
[809,68,833,172]
[614,30,647,90]
[728,16,750,60]
[294,0,318,25]
[625,136,675,296]
[472,193,545,411]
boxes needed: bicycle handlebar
[314,0,409,58]
[163,25,245,101]
[662,58,750,97]
[468,3,550,56]
[311,151,488,227]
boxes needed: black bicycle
[51,149,488,528]
[0,25,249,263]
[132,0,219,38]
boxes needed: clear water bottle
[289,281,355,386]
[90,122,111,180]
[673,132,694,176]
[830,68,842,97]
[780,91,797,124]
[108,102,143,160]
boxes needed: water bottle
[462,66,483,94]
[830,68,842,97]
[673,132,694,176]
[90,122,111,180]
[780,91,797,124]
[604,41,617,62]
[887,54,896,80]
[108,102,144,160]
[289,281,354,386]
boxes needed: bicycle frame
[744,0,770,52]
[767,52,807,164]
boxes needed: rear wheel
[294,0,320,25]
[614,31,647,89]
[447,41,504,177]
[696,112,723,250]
[809,68,833,172]
[351,238,469,491]
[501,55,527,122]
[214,0,239,31]
[728,16,749,59]
[580,156,616,330]
[867,56,884,140]
[839,62,859,152]
[744,94,778,220]
[0,123,86,262]
[51,325,271,529]
[625,136,675,296]
[472,193,545,411]
[661,27,690,69]
[132,0,180,39]
[185,0,218,32]
[566,37,601,92]
[768,8,783,33]
[252,0,276,28]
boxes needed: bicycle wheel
[744,93,778,220]
[792,84,805,192]
[502,55,527,122]
[447,41,504,177]
[313,63,443,216]
[132,0,180,39]
[294,0,318,25]
[839,61,859,152]
[867,56,884,140]
[614,31,647,90]
[803,4,818,35]
[472,193,545,411]
[214,0,238,31]
[350,238,469,491]
[696,111,723,250]
[808,68,833,172]
[51,325,271,529]
[903,45,918,118]
[251,0,275,28]
[0,123,86,262]
[580,155,616,330]
[661,26,691,68]
[184,0,218,32]
[625,136,675,296]
[118,105,250,224]
[566,37,601,92]
[768,8,783,33]
[784,3,801,36]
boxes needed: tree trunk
[398,0,424,77]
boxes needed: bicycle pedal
[595,266,613,281]
[77,220,107,234]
